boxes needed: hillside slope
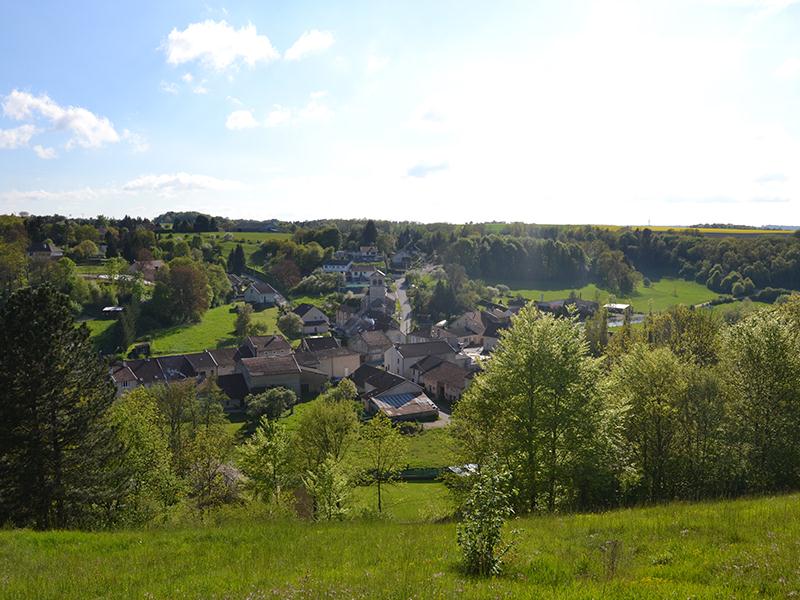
[2,494,799,599]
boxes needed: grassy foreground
[3,494,800,598]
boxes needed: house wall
[239,367,302,396]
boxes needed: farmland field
[480,222,795,236]
[141,303,279,356]
[499,277,720,313]
[4,493,800,598]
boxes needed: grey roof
[240,355,301,377]
[184,350,217,372]
[395,340,457,359]
[349,364,405,394]
[301,336,341,352]
[293,303,317,317]
[410,355,444,375]
[249,279,279,295]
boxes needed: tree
[106,387,182,523]
[292,388,361,472]
[457,455,515,576]
[361,413,407,512]
[245,387,297,426]
[0,286,128,528]
[452,304,606,512]
[361,220,378,246]
[722,308,800,492]
[584,306,609,356]
[278,311,304,339]
[71,239,98,261]
[153,258,211,323]
[235,303,254,338]
[227,244,246,275]
[238,417,292,505]
[302,455,351,521]
[608,345,690,502]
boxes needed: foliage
[360,413,407,512]
[0,285,128,529]
[277,311,304,339]
[245,387,297,426]
[302,455,352,521]
[452,304,608,512]
[456,456,515,576]
[237,417,293,505]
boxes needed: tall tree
[452,305,606,512]
[0,286,127,528]
[361,220,378,245]
[361,413,407,512]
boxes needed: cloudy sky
[1,0,799,225]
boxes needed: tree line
[452,297,800,512]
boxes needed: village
[109,241,633,426]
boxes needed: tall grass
[2,494,799,598]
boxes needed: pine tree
[0,285,128,528]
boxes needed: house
[240,334,293,358]
[535,298,598,320]
[390,247,417,269]
[348,364,438,422]
[128,260,165,283]
[295,346,361,379]
[300,336,340,352]
[238,354,301,392]
[243,280,284,306]
[322,259,352,274]
[293,303,330,335]
[110,364,139,394]
[348,263,379,282]
[209,347,240,376]
[420,360,474,403]
[27,241,63,260]
[359,245,380,258]
[336,301,360,327]
[184,350,218,379]
[384,340,459,379]
[408,355,444,384]
[604,303,633,316]
[348,330,393,365]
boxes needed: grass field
[142,303,279,356]
[481,222,795,236]
[351,481,453,521]
[4,493,800,598]
[500,277,719,313]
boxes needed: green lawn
[500,277,720,313]
[142,303,279,356]
[351,481,453,521]
[4,493,800,598]
[405,428,459,469]
[82,318,118,353]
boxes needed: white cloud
[3,89,119,149]
[122,129,149,153]
[32,145,57,159]
[284,29,334,60]
[775,57,800,80]
[181,72,194,83]
[228,92,333,130]
[226,109,260,130]
[192,84,209,95]
[265,106,292,127]
[122,172,246,193]
[366,55,389,74]
[164,20,279,71]
[160,81,180,94]
[407,161,449,178]
[0,124,38,149]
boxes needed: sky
[1,0,800,226]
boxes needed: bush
[642,277,651,288]
[457,456,515,576]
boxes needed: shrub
[457,456,515,576]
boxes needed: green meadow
[142,303,279,356]
[501,277,719,313]
[3,493,800,598]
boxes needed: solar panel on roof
[377,393,417,408]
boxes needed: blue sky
[1,0,799,225]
